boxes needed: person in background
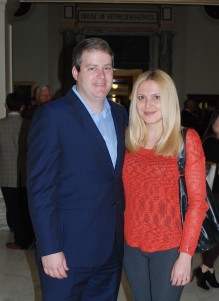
[27,37,128,301]
[35,85,52,105]
[122,70,208,301]
[22,85,53,121]
[192,110,219,290]
[181,98,201,136]
[0,92,34,249]
[201,101,217,136]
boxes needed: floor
[1,197,219,301]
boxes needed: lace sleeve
[179,129,209,256]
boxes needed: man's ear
[72,66,78,81]
[19,105,25,113]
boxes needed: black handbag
[178,128,219,253]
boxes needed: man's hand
[42,252,69,279]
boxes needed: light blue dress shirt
[73,86,117,168]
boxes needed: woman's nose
[144,98,150,108]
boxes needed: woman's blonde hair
[126,69,183,156]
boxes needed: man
[201,100,217,135]
[35,85,52,105]
[181,98,201,135]
[22,85,52,121]
[0,92,34,249]
[27,38,128,301]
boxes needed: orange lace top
[123,129,208,256]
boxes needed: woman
[122,70,208,301]
[192,110,219,290]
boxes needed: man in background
[181,98,201,136]
[35,85,52,105]
[0,92,34,249]
[22,85,52,120]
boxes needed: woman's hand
[171,252,192,286]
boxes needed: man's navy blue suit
[27,89,128,300]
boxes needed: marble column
[158,30,173,75]
[0,0,19,118]
[0,0,20,201]
[0,0,7,118]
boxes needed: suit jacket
[181,109,201,135]
[0,113,24,187]
[27,89,128,267]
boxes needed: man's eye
[104,66,112,71]
[88,67,96,71]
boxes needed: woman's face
[213,116,219,136]
[136,80,163,127]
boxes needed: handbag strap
[178,128,188,175]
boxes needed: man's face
[72,50,113,106]
[37,87,52,105]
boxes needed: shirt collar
[72,85,111,118]
[8,112,21,116]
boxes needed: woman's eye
[137,95,144,101]
[153,95,160,100]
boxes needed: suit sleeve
[27,105,62,257]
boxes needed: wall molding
[20,0,219,5]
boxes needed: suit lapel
[110,102,123,172]
[66,90,114,168]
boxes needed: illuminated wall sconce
[112,83,118,89]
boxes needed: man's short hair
[6,92,24,111]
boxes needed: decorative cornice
[6,0,20,12]
[20,0,219,5]
[5,0,20,23]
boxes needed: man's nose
[97,69,105,77]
